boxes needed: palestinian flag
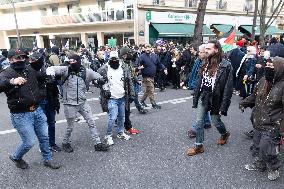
[219,26,237,53]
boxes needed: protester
[236,46,256,99]
[46,53,109,153]
[139,44,167,109]
[0,49,61,169]
[187,40,233,156]
[97,51,134,145]
[239,57,284,181]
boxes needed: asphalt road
[0,86,283,189]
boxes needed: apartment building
[0,0,283,49]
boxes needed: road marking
[0,96,193,135]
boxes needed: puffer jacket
[240,56,284,131]
[0,66,42,113]
[193,59,234,115]
[46,66,103,105]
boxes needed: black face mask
[264,67,275,82]
[70,62,81,72]
[30,59,44,71]
[109,58,120,69]
[10,61,26,71]
[124,53,133,63]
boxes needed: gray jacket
[46,66,103,105]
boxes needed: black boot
[152,102,161,109]
[138,107,147,114]
[140,101,148,107]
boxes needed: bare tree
[252,0,259,39]
[192,0,208,46]
[258,0,284,45]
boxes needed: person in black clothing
[157,46,171,91]
[29,52,61,152]
[0,49,61,169]
[90,50,105,72]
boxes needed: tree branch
[266,2,284,28]
[265,1,282,28]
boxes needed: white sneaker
[117,132,131,140]
[268,170,280,181]
[105,135,114,146]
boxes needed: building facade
[0,0,283,49]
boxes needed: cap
[7,49,28,59]
[29,52,43,61]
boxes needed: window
[98,0,112,10]
[216,0,227,10]
[51,6,59,15]
[185,0,198,8]
[39,7,47,16]
[244,0,254,12]
[270,0,275,13]
[153,0,165,6]
[67,3,81,13]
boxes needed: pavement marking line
[0,96,193,135]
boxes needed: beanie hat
[120,46,131,57]
[69,54,81,64]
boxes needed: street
[0,86,283,189]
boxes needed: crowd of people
[0,34,283,181]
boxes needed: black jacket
[139,53,165,78]
[240,57,284,132]
[0,66,42,113]
[90,58,104,72]
[193,59,234,115]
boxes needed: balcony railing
[41,8,134,26]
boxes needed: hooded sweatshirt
[240,56,284,131]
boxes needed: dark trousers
[124,102,132,130]
[251,129,281,171]
[172,68,180,88]
[40,99,56,146]
[157,71,167,89]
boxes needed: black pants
[251,129,281,171]
[124,102,132,130]
[157,71,167,90]
[172,68,180,88]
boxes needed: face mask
[10,61,26,71]
[125,53,133,62]
[109,58,120,69]
[264,67,275,82]
[30,59,44,71]
[70,62,81,72]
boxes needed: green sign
[146,11,152,21]
[108,37,117,48]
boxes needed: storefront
[136,10,284,45]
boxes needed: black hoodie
[240,56,284,131]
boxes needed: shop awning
[238,25,284,35]
[152,23,214,37]
[211,24,243,36]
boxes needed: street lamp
[10,0,21,48]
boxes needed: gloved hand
[129,97,134,103]
[97,77,106,85]
[105,90,111,99]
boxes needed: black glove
[220,111,227,116]
[97,77,106,85]
[105,90,111,99]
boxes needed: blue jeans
[192,112,211,131]
[10,107,52,161]
[40,99,56,146]
[195,99,228,145]
[107,97,125,136]
[134,83,142,110]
